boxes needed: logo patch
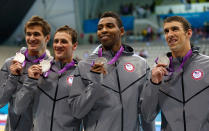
[124,63,135,72]
[192,69,203,80]
[67,76,74,86]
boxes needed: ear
[120,27,125,36]
[72,42,78,51]
[186,29,192,38]
[45,34,50,43]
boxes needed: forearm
[14,77,37,114]
[0,73,19,106]
[141,79,160,122]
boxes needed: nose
[101,27,108,34]
[167,30,174,38]
[55,41,63,47]
[29,35,36,40]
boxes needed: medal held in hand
[156,55,170,68]
[13,52,25,63]
[95,57,107,65]
[40,59,51,73]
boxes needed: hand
[151,64,168,84]
[10,60,23,75]
[28,65,42,79]
[90,63,107,75]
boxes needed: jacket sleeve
[14,77,38,115]
[68,66,107,119]
[140,72,161,122]
[0,60,19,107]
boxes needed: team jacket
[68,44,155,131]
[0,47,50,131]
[14,60,81,131]
[141,48,209,131]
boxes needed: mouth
[100,35,110,41]
[55,49,64,54]
[28,41,39,47]
[168,38,178,45]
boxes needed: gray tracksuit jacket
[14,60,81,131]
[0,47,50,131]
[68,44,155,131]
[141,48,209,131]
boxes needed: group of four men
[0,11,209,131]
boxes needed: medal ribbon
[43,60,75,77]
[58,60,75,74]
[22,49,46,67]
[168,49,192,72]
[98,46,124,65]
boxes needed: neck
[28,48,46,57]
[103,41,122,53]
[56,57,73,64]
[172,43,191,58]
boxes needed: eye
[98,25,103,30]
[26,32,31,36]
[33,32,41,37]
[53,39,59,43]
[61,39,68,44]
[106,23,114,28]
[172,26,179,31]
[164,29,169,34]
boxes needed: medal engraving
[95,57,107,65]
[40,60,51,72]
[157,56,170,67]
[13,52,25,63]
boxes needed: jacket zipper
[181,68,186,131]
[115,62,124,131]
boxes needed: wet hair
[24,16,51,36]
[54,25,78,44]
[100,11,123,28]
[164,16,191,32]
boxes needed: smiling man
[141,16,209,131]
[0,16,51,131]
[68,11,155,131]
[14,25,81,131]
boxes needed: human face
[25,26,49,56]
[53,32,77,63]
[164,21,192,52]
[97,17,124,50]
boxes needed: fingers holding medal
[28,65,42,79]
[151,55,170,84]
[10,52,25,75]
[91,57,107,75]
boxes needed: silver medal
[95,57,107,65]
[157,55,170,68]
[13,52,25,63]
[40,59,51,73]
[94,57,108,83]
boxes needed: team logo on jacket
[67,76,74,86]
[124,63,135,72]
[192,69,203,80]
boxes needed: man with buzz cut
[141,16,209,131]
[68,11,155,131]
[0,16,51,131]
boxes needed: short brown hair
[54,25,78,44]
[100,11,123,28]
[164,16,191,32]
[24,16,51,36]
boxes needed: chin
[28,48,39,52]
